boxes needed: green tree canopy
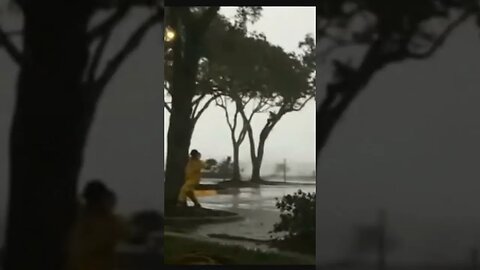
[199,14,315,181]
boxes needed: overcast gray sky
[317,17,480,264]
[164,7,317,176]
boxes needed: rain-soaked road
[165,178,315,250]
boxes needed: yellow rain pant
[178,159,205,203]
[67,211,126,270]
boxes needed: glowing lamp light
[164,26,176,42]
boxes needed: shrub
[270,190,315,254]
[128,210,163,244]
[205,159,218,170]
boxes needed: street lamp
[164,26,175,42]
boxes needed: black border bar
[165,0,317,7]
[162,265,316,270]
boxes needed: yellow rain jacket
[185,158,205,185]
[67,209,127,270]
[178,158,205,202]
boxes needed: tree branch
[192,93,207,105]
[409,8,474,59]
[231,95,256,151]
[237,102,249,144]
[232,106,239,132]
[0,26,22,65]
[164,82,171,94]
[164,102,172,113]
[292,95,315,111]
[164,82,172,113]
[255,98,273,113]
[238,103,257,161]
[93,10,161,95]
[87,30,112,84]
[217,96,235,132]
[191,94,203,119]
[193,94,218,122]
[87,4,131,43]
[244,96,253,106]
[238,125,248,144]
[215,95,226,109]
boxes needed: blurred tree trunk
[3,1,161,269]
[317,48,382,160]
[4,2,93,270]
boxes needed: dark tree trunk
[4,2,93,270]
[164,18,198,208]
[244,121,257,181]
[231,142,241,181]
[249,121,277,183]
[251,158,262,182]
[164,71,196,208]
[247,114,281,183]
[250,135,266,183]
[164,8,219,209]
[316,43,384,162]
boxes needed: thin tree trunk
[4,3,93,270]
[231,142,241,181]
[224,97,247,183]
[244,118,257,177]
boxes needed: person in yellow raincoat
[67,180,128,270]
[177,149,206,208]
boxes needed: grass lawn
[163,235,315,265]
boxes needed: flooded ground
[165,178,315,250]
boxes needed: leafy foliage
[164,7,264,103]
[205,158,218,167]
[217,156,232,175]
[270,190,315,254]
[128,210,163,244]
[203,14,313,108]
[233,6,262,32]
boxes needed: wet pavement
[165,178,315,250]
